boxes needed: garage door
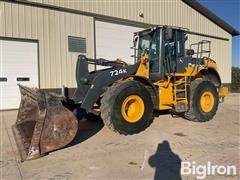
[95,20,144,69]
[0,40,39,110]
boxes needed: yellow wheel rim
[121,95,145,123]
[200,91,215,113]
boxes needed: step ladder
[173,76,188,112]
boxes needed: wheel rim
[121,95,145,123]
[200,91,215,113]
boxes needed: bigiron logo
[181,161,237,179]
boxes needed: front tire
[184,80,219,122]
[100,80,153,135]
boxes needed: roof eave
[182,0,240,36]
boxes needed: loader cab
[134,26,186,80]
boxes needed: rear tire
[184,80,219,122]
[100,80,153,135]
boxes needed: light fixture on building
[139,12,144,18]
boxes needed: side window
[149,29,160,73]
[164,30,184,73]
[165,31,176,73]
[137,35,151,61]
[165,42,175,57]
[141,39,150,50]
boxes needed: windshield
[137,34,151,58]
[136,29,160,73]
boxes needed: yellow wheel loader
[12,26,228,161]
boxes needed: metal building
[0,0,239,109]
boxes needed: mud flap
[12,85,78,161]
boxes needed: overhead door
[95,20,144,69]
[0,40,39,110]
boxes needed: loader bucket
[12,85,78,161]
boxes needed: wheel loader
[12,26,228,161]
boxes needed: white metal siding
[35,0,231,38]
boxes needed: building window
[68,36,86,53]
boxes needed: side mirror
[187,49,194,56]
[133,35,138,47]
[184,34,188,42]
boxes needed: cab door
[164,30,185,73]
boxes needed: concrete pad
[0,111,22,180]
[0,94,239,179]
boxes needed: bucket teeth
[12,123,42,161]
